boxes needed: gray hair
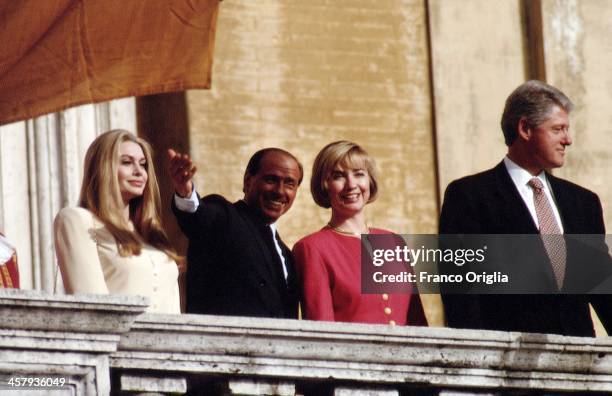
[501,80,573,146]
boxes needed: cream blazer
[54,207,180,314]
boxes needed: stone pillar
[27,113,62,292]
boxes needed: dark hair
[245,148,303,184]
[501,80,573,146]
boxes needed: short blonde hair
[310,141,378,208]
[79,129,179,261]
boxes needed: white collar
[503,156,548,189]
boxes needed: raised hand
[167,148,197,198]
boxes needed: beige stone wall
[187,0,437,242]
[429,0,526,193]
[541,0,612,231]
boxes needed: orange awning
[0,0,219,125]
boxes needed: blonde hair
[310,140,378,208]
[79,129,179,262]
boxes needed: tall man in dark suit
[439,80,612,336]
[168,147,302,318]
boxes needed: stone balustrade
[1,289,611,395]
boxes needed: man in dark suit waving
[439,80,612,336]
[168,147,302,318]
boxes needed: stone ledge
[113,313,612,392]
[0,289,148,334]
[0,329,119,352]
[3,290,612,394]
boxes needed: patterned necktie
[528,177,566,288]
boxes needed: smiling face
[117,141,148,204]
[326,160,371,217]
[243,151,301,223]
[525,105,572,171]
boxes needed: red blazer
[294,227,427,326]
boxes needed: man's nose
[271,182,284,195]
[563,130,572,146]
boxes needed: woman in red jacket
[293,141,426,326]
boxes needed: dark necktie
[528,177,566,288]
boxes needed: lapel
[545,173,584,291]
[235,201,288,292]
[546,173,574,232]
[492,162,539,233]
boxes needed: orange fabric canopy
[0,0,219,125]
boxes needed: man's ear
[517,117,532,141]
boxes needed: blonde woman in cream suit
[54,130,181,313]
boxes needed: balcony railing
[1,289,611,395]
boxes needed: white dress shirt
[174,186,199,213]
